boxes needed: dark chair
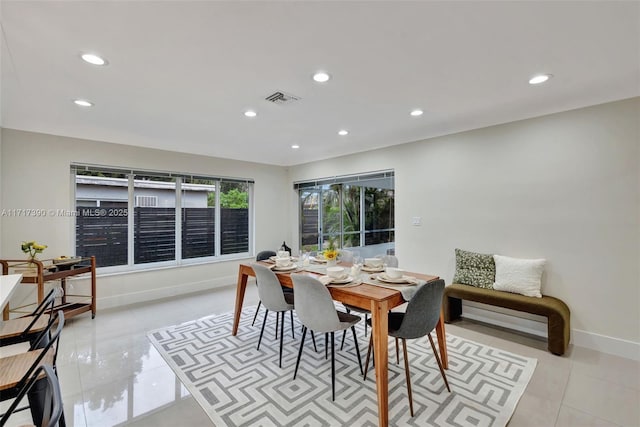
[364,279,450,417]
[252,264,296,368]
[251,250,277,326]
[291,274,363,401]
[0,311,65,426]
[0,364,64,427]
[0,289,56,348]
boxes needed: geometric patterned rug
[148,306,536,427]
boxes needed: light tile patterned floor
[3,284,639,426]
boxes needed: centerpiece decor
[323,237,338,266]
[21,241,47,264]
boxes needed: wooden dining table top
[251,261,439,310]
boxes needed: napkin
[318,276,333,285]
[365,276,427,301]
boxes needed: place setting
[318,266,361,287]
[268,251,300,272]
[371,267,419,285]
[360,257,385,273]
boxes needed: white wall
[289,98,640,357]
[0,129,291,308]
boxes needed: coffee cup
[364,258,383,268]
[385,267,405,279]
[326,266,345,279]
[277,250,289,258]
[275,257,292,268]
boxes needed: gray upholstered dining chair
[252,263,296,368]
[251,250,277,327]
[363,279,450,417]
[290,273,363,401]
[377,254,399,268]
[338,249,354,263]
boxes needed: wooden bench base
[443,284,570,355]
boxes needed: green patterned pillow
[453,248,495,289]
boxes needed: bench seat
[443,283,570,355]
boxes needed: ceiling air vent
[265,91,301,105]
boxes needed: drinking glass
[352,255,363,278]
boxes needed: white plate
[325,275,353,284]
[311,256,327,263]
[272,264,297,272]
[362,265,384,272]
[270,256,298,262]
[375,274,416,285]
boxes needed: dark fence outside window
[134,207,175,264]
[182,208,215,259]
[221,208,249,254]
[76,207,128,268]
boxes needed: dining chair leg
[311,331,318,352]
[275,312,279,340]
[330,332,335,401]
[401,338,414,417]
[395,337,400,364]
[279,312,285,368]
[351,326,363,375]
[325,333,328,360]
[340,329,347,350]
[364,335,373,380]
[428,333,451,392]
[364,314,368,336]
[293,326,307,380]
[290,311,295,339]
[257,309,269,350]
[252,301,262,326]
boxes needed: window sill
[94,254,254,278]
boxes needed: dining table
[1,274,23,319]
[231,260,448,427]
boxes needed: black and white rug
[148,307,536,427]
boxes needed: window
[296,171,394,253]
[73,165,253,269]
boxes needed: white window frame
[72,164,254,273]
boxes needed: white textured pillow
[493,255,546,298]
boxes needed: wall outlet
[411,216,422,226]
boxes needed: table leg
[435,311,448,369]
[232,269,249,336]
[371,299,389,427]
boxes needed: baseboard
[97,275,238,310]
[571,329,640,361]
[460,303,640,361]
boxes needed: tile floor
[2,284,639,427]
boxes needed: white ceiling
[1,1,638,167]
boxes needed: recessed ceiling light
[244,110,257,117]
[291,144,300,149]
[312,72,331,83]
[338,130,349,136]
[81,53,107,66]
[74,99,93,107]
[529,74,552,85]
[410,109,423,117]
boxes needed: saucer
[325,275,353,284]
[362,265,384,272]
[375,273,416,284]
[272,264,297,271]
